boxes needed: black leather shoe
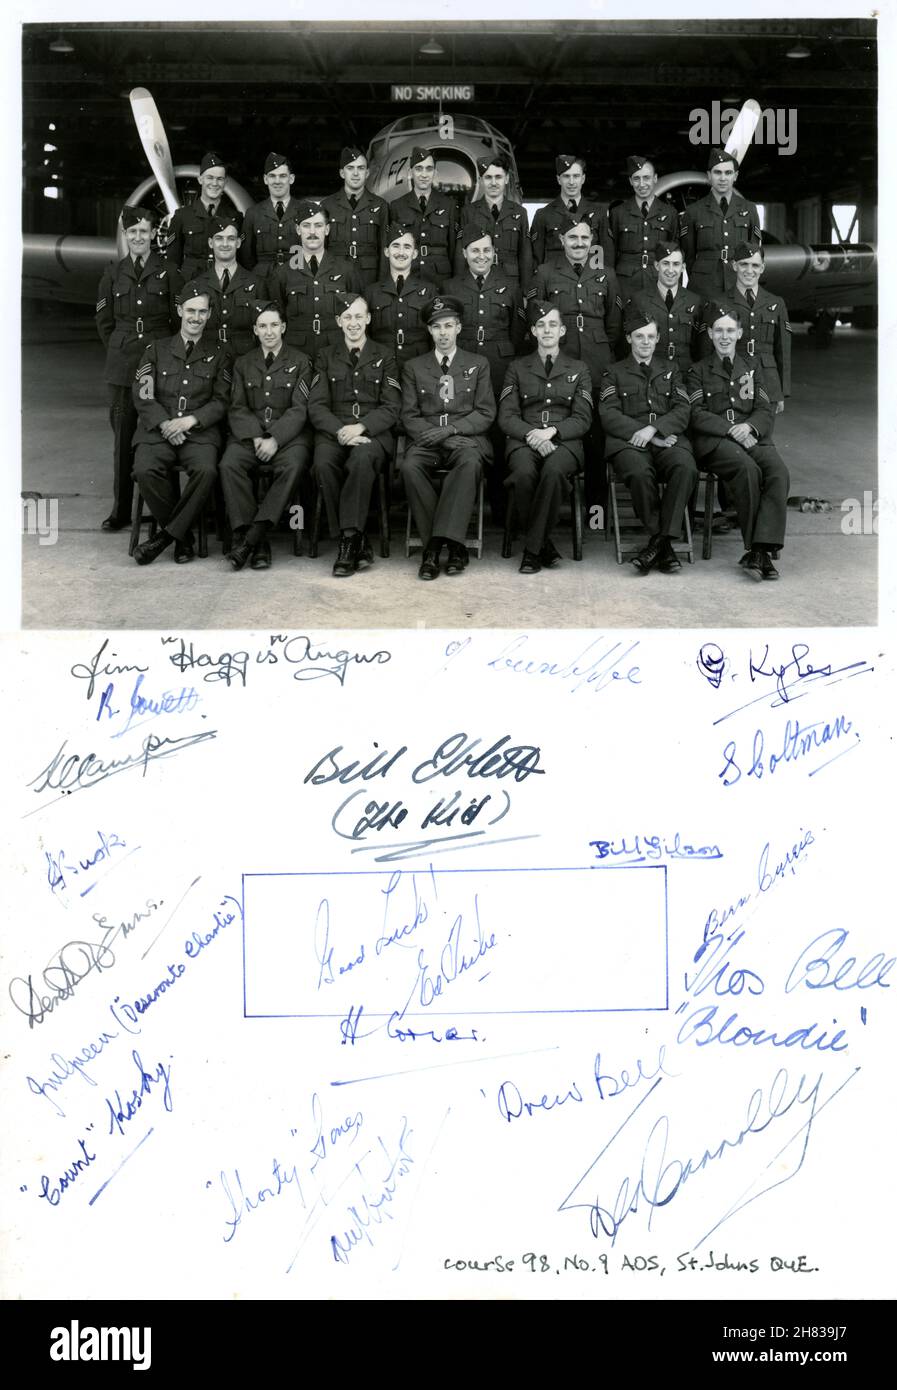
[250,540,272,570]
[133,532,173,566]
[631,535,662,575]
[519,550,542,574]
[740,548,764,581]
[101,515,129,532]
[333,532,361,577]
[174,540,195,564]
[657,537,681,573]
[760,551,780,580]
[357,533,374,568]
[445,542,469,575]
[226,538,252,571]
[418,547,441,580]
[539,538,562,568]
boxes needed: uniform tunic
[219,344,313,531]
[681,191,762,299]
[455,199,533,288]
[320,189,389,284]
[272,254,363,358]
[530,260,623,379]
[308,339,402,534]
[603,195,679,298]
[193,266,267,361]
[730,285,791,403]
[365,273,438,374]
[498,351,592,553]
[627,284,705,375]
[131,335,231,542]
[164,197,243,281]
[95,251,181,525]
[687,352,789,549]
[239,197,298,278]
[389,189,458,283]
[599,355,696,539]
[440,270,522,397]
[400,349,496,547]
[530,195,606,270]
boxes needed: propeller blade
[724,98,762,168]
[129,87,180,215]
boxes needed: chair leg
[475,475,485,557]
[682,502,695,563]
[609,467,624,565]
[308,482,322,559]
[702,472,714,560]
[501,491,514,558]
[378,469,390,559]
[572,472,584,561]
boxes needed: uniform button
[136,299,143,306]
[183,378,188,384]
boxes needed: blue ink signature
[488,634,641,697]
[591,832,723,863]
[105,1049,173,1136]
[719,713,856,786]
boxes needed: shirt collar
[261,343,284,361]
[435,347,458,368]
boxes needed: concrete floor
[21,307,878,630]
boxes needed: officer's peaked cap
[422,296,464,326]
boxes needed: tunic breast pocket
[695,221,715,248]
[191,361,215,386]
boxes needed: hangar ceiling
[23,18,876,234]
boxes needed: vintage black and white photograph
[20,11,878,628]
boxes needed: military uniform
[456,199,533,289]
[96,251,181,525]
[627,284,705,375]
[599,355,697,540]
[687,353,789,550]
[498,351,592,553]
[681,191,762,299]
[530,196,606,270]
[400,349,496,546]
[320,189,388,284]
[440,269,522,397]
[388,189,458,283]
[131,335,231,543]
[530,261,623,380]
[272,254,363,360]
[194,266,267,361]
[365,273,438,373]
[239,198,298,279]
[164,198,243,281]
[731,285,791,404]
[308,340,401,536]
[603,196,680,297]
[219,344,313,533]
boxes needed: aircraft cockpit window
[434,155,478,197]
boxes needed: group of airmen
[96,141,791,581]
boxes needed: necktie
[491,203,500,221]
[746,289,756,308]
[641,201,649,219]
[419,195,427,213]
[184,341,194,358]
[349,348,359,368]
[395,275,404,296]
[134,255,143,276]
[308,255,318,276]
[221,269,230,292]
[720,197,729,217]
[349,194,358,209]
[441,355,449,373]
[722,355,733,373]
[476,275,484,291]
[265,351,274,369]
[207,202,217,217]
[275,200,284,220]
[544,355,553,377]
[573,263,583,278]
[665,290,674,311]
[640,362,650,377]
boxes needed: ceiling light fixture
[419,35,445,56]
[786,43,811,59]
[49,34,74,55]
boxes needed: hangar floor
[21,307,877,631]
